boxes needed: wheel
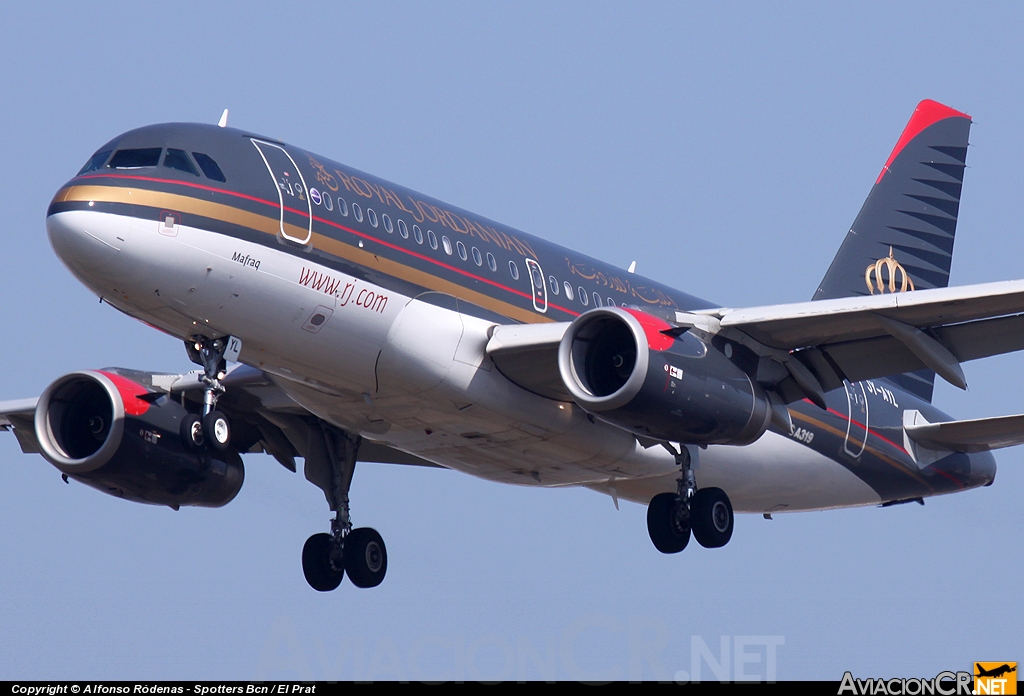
[344,527,387,588]
[691,487,734,548]
[203,410,231,451]
[646,492,691,554]
[180,413,204,450]
[302,533,343,592]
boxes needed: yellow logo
[865,246,915,294]
[974,662,1017,695]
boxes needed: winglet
[218,109,229,128]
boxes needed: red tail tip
[876,100,971,184]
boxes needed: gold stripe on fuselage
[56,185,554,325]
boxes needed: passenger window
[367,208,378,227]
[323,193,334,211]
[549,276,559,295]
[398,219,409,238]
[338,198,348,216]
[427,230,438,249]
[163,149,199,176]
[607,298,616,306]
[352,203,363,223]
[78,150,112,175]
[414,225,424,244]
[579,288,589,306]
[486,252,497,271]
[509,261,520,280]
[456,241,468,261]
[192,152,226,182]
[564,281,574,300]
[442,236,453,255]
[109,148,162,169]
[472,247,483,266]
[593,292,603,307]
[383,214,393,233]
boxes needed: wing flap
[821,313,1024,385]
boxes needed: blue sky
[0,1,1021,680]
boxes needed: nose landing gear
[183,335,233,452]
[647,444,734,553]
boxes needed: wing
[486,277,1024,410]
[689,277,1024,405]
[486,322,570,400]
[0,398,41,454]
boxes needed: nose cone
[46,208,131,284]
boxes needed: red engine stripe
[98,371,151,416]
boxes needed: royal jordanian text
[838,671,974,695]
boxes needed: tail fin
[814,99,972,402]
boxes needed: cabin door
[843,380,869,458]
[250,139,313,245]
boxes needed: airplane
[3,98,1023,592]
[975,664,1016,679]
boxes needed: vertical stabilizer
[814,100,972,402]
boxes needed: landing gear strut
[184,335,232,451]
[301,424,387,591]
[647,444,734,553]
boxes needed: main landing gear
[647,444,734,553]
[182,336,233,452]
[301,425,387,591]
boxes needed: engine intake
[34,370,243,508]
[558,308,772,446]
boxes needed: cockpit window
[163,149,199,176]
[108,148,162,169]
[192,152,226,182]
[78,150,112,175]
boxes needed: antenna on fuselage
[627,261,637,274]
[218,109,229,128]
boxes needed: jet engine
[33,370,243,508]
[558,307,772,446]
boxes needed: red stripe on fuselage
[803,398,909,455]
[75,173,579,317]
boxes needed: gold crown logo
[865,247,915,294]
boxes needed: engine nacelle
[34,370,243,508]
[558,307,772,446]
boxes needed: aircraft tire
[647,492,691,554]
[302,533,343,591]
[690,487,734,548]
[344,527,387,588]
[180,413,204,450]
[203,410,231,452]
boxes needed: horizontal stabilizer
[904,409,1024,453]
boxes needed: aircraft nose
[46,206,131,280]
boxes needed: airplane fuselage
[44,122,996,513]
